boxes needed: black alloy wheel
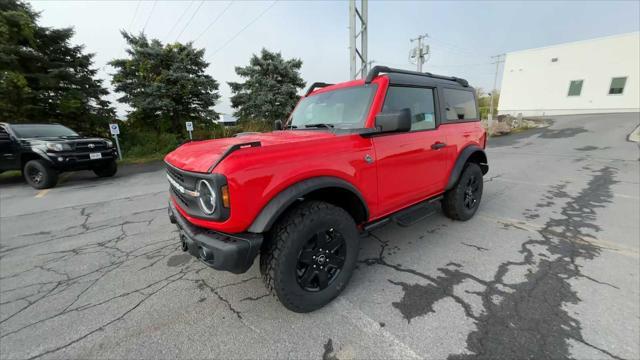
[463,174,480,210]
[27,166,43,185]
[296,228,347,292]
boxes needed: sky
[29,0,640,119]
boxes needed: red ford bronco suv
[165,66,488,312]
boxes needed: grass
[0,170,21,181]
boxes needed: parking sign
[185,122,193,131]
[109,123,120,135]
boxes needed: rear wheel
[260,201,360,313]
[442,162,483,221]
[23,159,58,189]
[93,159,117,177]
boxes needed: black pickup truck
[0,123,118,189]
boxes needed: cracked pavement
[1,113,639,359]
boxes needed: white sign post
[109,123,123,160]
[185,121,193,140]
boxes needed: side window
[0,126,10,140]
[443,89,478,121]
[567,80,583,96]
[608,77,627,95]
[382,86,436,131]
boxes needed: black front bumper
[168,201,263,274]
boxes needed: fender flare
[21,149,54,168]
[247,176,369,233]
[445,145,488,191]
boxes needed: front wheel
[23,159,58,189]
[442,162,483,221]
[93,159,117,177]
[260,201,360,313]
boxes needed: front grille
[171,187,190,207]
[75,141,107,152]
[166,165,185,184]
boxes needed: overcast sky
[30,0,640,118]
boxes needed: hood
[164,130,335,173]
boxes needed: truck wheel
[442,162,483,221]
[93,160,117,177]
[260,201,360,313]
[23,159,58,189]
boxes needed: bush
[116,120,275,160]
[119,130,181,159]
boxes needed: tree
[110,32,220,135]
[229,48,305,123]
[0,0,115,135]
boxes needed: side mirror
[274,120,283,130]
[375,108,411,133]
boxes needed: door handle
[431,142,446,150]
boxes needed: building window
[567,80,583,96]
[608,77,627,95]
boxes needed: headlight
[105,140,113,148]
[197,179,217,215]
[45,142,71,152]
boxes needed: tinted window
[443,89,477,121]
[609,77,627,95]
[10,124,79,138]
[289,85,377,129]
[0,126,9,140]
[382,86,436,131]
[568,80,583,96]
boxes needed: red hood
[164,130,336,173]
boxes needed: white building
[498,32,640,117]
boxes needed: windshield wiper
[304,123,334,129]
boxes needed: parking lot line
[35,189,50,198]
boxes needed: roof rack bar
[365,65,469,87]
[305,82,334,96]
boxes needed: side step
[362,195,443,233]
[393,204,435,227]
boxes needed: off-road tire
[442,162,483,221]
[23,159,58,189]
[260,201,360,313]
[93,160,117,178]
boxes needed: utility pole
[349,0,368,79]
[410,34,429,72]
[489,53,505,129]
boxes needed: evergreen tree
[0,0,114,134]
[110,32,220,135]
[229,48,305,123]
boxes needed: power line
[210,0,278,58]
[142,0,158,33]
[175,0,205,42]
[164,1,195,40]
[127,1,142,32]
[194,1,233,42]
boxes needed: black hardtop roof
[366,65,472,90]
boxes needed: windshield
[289,85,377,129]
[10,124,79,138]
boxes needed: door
[372,86,450,216]
[0,125,18,171]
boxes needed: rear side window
[383,86,436,131]
[443,89,477,121]
[0,126,9,139]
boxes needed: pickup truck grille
[75,141,107,152]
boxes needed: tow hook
[180,233,188,251]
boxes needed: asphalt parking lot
[1,113,639,360]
